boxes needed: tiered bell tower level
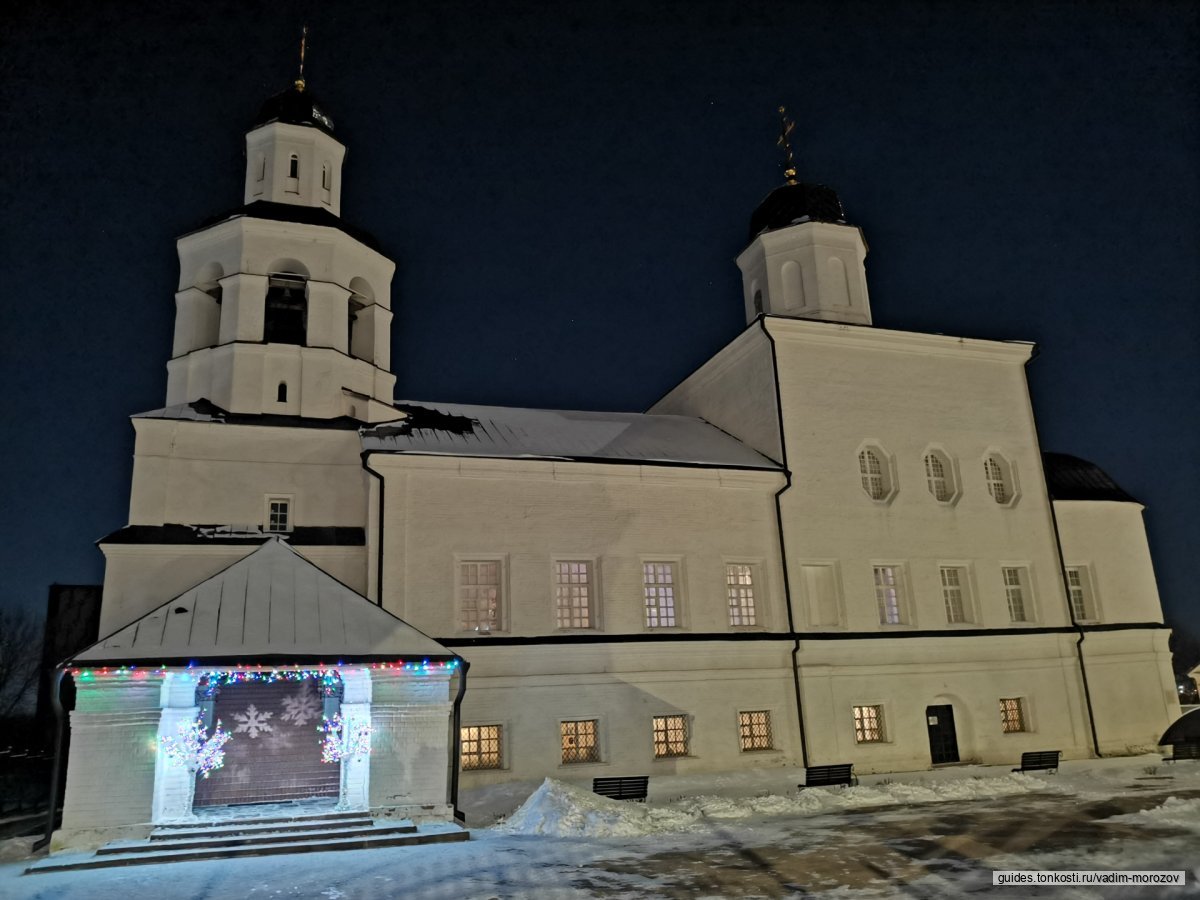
[736,110,871,327]
[165,79,397,422]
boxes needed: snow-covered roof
[70,539,453,665]
[361,401,782,469]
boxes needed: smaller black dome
[254,85,335,136]
[748,182,846,243]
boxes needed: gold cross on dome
[295,26,308,91]
[777,106,798,185]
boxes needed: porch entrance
[925,704,960,765]
[193,679,338,808]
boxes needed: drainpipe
[759,316,809,768]
[448,660,469,824]
[33,669,67,853]
[361,453,385,606]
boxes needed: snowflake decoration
[232,704,274,739]
[280,687,322,727]
[160,716,231,778]
[319,713,373,763]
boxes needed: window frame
[456,554,507,634]
[999,698,1028,734]
[922,446,960,505]
[856,442,897,504]
[559,717,603,766]
[724,560,763,628]
[459,723,505,771]
[938,563,975,625]
[1065,564,1100,623]
[651,714,690,759]
[852,703,887,744]
[264,494,294,533]
[1001,564,1036,624]
[552,557,599,631]
[736,709,775,752]
[641,558,685,630]
[872,563,910,626]
[982,451,1019,507]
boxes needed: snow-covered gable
[70,538,453,664]
[361,401,782,469]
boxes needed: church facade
[58,82,1178,845]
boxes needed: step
[26,826,470,873]
[157,808,362,830]
[101,822,417,855]
[150,815,375,840]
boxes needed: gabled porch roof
[69,538,454,666]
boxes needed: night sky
[2,3,1196,645]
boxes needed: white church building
[56,80,1179,847]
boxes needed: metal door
[193,679,337,808]
[925,704,960,765]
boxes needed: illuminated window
[652,715,689,758]
[873,565,905,625]
[459,560,502,632]
[560,719,600,764]
[643,562,678,628]
[554,561,594,629]
[737,710,773,751]
[267,498,290,532]
[726,564,757,626]
[460,725,502,770]
[859,449,885,500]
[985,456,1011,504]
[999,698,1027,733]
[1003,567,1030,622]
[925,452,952,502]
[940,566,969,623]
[1066,566,1097,622]
[853,705,885,743]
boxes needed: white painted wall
[244,122,347,215]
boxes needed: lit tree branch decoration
[160,716,232,778]
[319,712,372,763]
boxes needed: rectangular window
[560,719,600,764]
[940,566,969,624]
[999,698,1027,733]
[1003,567,1029,622]
[267,498,290,532]
[460,724,503,770]
[459,560,502,632]
[652,714,689,758]
[737,710,773,751]
[554,561,593,629]
[873,566,904,625]
[726,564,757,626]
[853,705,886,743]
[1066,566,1096,622]
[643,562,678,628]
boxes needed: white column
[152,671,200,823]
[339,667,372,811]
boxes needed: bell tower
[164,41,397,422]
[736,108,872,327]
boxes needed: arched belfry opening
[265,261,309,345]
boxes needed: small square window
[999,698,1027,733]
[460,560,502,632]
[853,705,886,743]
[726,564,757,626]
[643,562,678,628]
[652,714,689,758]
[267,498,291,532]
[560,719,600,764]
[555,561,594,629]
[460,724,503,770]
[737,710,773,751]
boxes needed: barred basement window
[652,715,689,758]
[940,566,969,624]
[560,719,600,764]
[1003,567,1030,622]
[737,710,773,751]
[859,449,886,500]
[853,705,885,743]
[999,698,1027,733]
[460,560,502,632]
[554,561,593,629]
[460,725,502,770]
[643,562,678,628]
[873,565,904,625]
[726,564,757,626]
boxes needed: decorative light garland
[196,668,343,699]
[69,658,460,683]
[319,712,373,763]
[159,716,232,778]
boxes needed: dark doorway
[926,704,959,765]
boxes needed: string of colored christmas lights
[159,716,232,778]
[319,712,373,763]
[69,658,459,682]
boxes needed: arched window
[264,274,307,345]
[277,382,288,403]
[859,449,885,500]
[321,163,331,190]
[288,155,299,178]
[984,456,1010,504]
[925,452,951,501]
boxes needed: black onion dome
[1043,452,1140,503]
[254,85,336,136]
[748,182,846,243]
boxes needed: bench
[798,763,858,789]
[1013,750,1061,774]
[1163,741,1200,763]
[592,776,649,802]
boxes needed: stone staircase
[25,809,469,873]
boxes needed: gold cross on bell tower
[295,26,308,92]
[777,106,798,185]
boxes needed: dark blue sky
[2,2,1196,641]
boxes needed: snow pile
[499,778,697,837]
[499,773,1060,838]
[0,837,34,862]
[1108,796,1200,833]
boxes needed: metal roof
[71,539,452,665]
[1043,452,1139,504]
[361,401,782,470]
